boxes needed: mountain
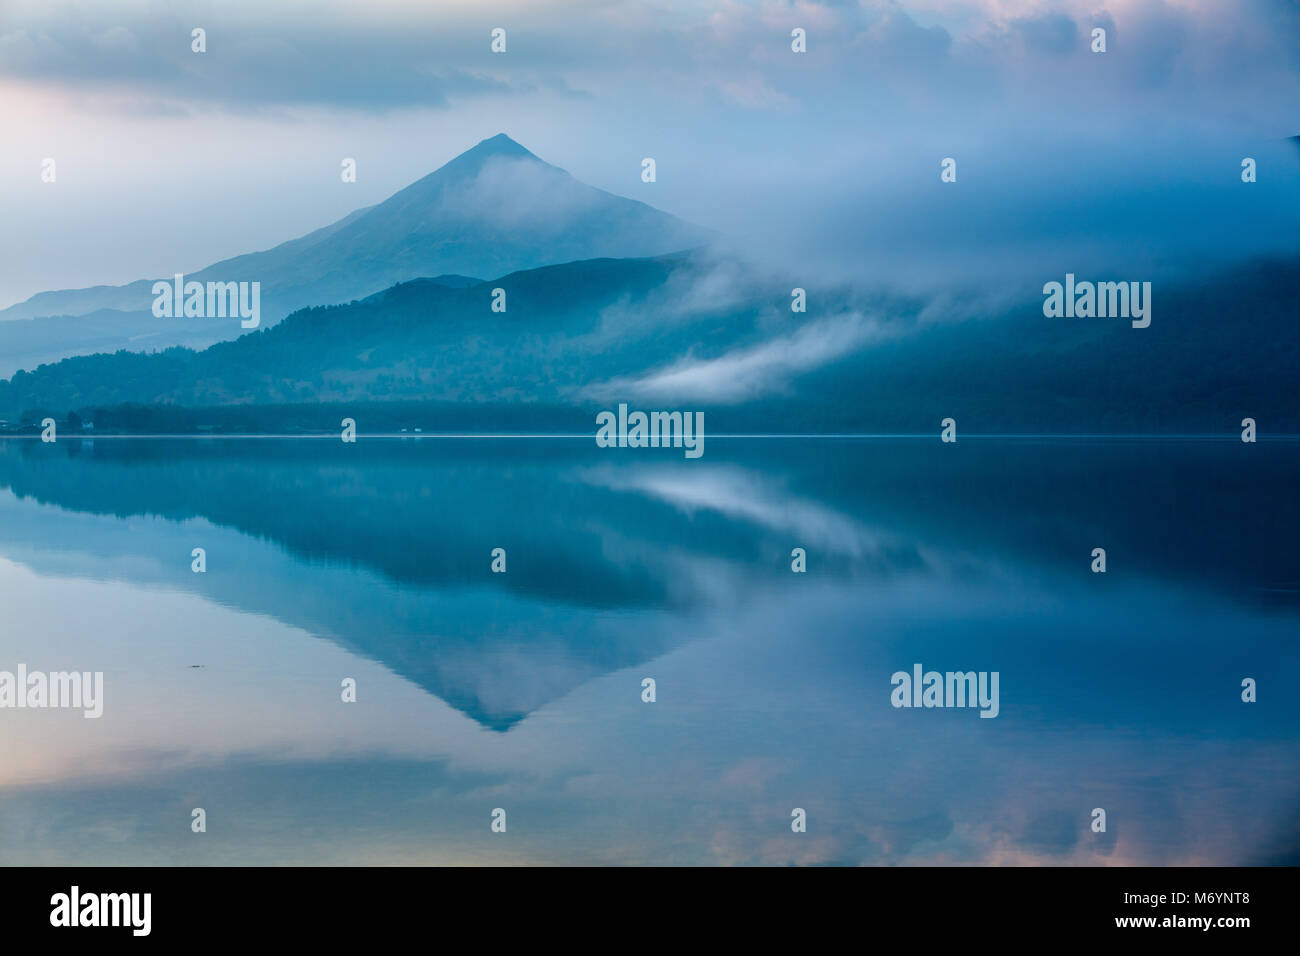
[0,274,484,379]
[0,134,710,375]
[0,439,696,730]
[1,251,1297,433]
[0,433,1294,731]
[0,251,780,415]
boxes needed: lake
[0,436,1296,865]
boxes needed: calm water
[0,436,1297,865]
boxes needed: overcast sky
[1,0,1297,308]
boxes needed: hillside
[1,254,1296,434]
[0,134,711,374]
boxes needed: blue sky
[1,0,1297,307]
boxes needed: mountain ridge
[1,252,1296,434]
[0,134,711,374]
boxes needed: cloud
[433,156,603,232]
[580,464,893,557]
[1,0,1295,122]
[1,0,1297,304]
[586,311,889,403]
[0,6,532,113]
[1005,11,1079,55]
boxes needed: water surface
[0,437,1296,865]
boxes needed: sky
[1,0,1298,308]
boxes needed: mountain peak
[458,133,540,165]
[0,132,711,370]
[420,133,545,186]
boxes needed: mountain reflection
[0,437,1296,865]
